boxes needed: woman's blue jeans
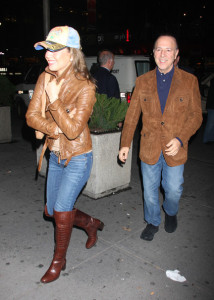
[141,153,184,226]
[46,151,93,215]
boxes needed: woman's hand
[46,122,60,138]
[46,78,64,103]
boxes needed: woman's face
[45,48,71,76]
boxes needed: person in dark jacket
[93,50,120,99]
[203,77,214,143]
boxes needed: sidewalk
[0,116,214,300]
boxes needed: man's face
[153,36,179,74]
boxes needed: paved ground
[0,115,214,300]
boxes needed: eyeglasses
[154,48,176,55]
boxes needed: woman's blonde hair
[69,48,96,84]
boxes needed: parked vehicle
[85,55,151,102]
[14,64,45,118]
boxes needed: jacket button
[161,121,164,125]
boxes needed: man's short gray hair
[98,50,114,65]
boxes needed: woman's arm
[25,72,59,138]
[48,84,96,140]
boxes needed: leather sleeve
[48,85,96,140]
[25,72,59,138]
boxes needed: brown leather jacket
[26,65,96,166]
[121,67,203,166]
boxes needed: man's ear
[175,50,179,60]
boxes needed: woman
[26,26,104,284]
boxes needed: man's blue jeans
[141,153,184,226]
[46,151,93,215]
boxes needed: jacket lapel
[150,69,163,116]
[163,67,182,115]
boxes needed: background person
[119,34,202,242]
[203,78,214,143]
[26,26,104,283]
[92,50,120,99]
[174,54,195,74]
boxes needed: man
[93,50,120,99]
[119,35,202,241]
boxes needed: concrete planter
[83,131,132,199]
[0,106,12,143]
[36,131,133,199]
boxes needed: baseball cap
[34,26,81,51]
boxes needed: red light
[127,92,131,103]
[126,29,130,42]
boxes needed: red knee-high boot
[73,209,104,249]
[41,209,76,283]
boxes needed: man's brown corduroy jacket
[120,67,203,166]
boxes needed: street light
[43,0,50,38]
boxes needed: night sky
[0,0,213,60]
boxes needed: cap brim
[34,41,67,52]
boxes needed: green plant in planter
[89,93,128,132]
[0,76,15,107]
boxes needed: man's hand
[119,147,129,162]
[165,138,181,156]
